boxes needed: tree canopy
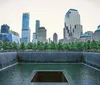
[0,40,100,52]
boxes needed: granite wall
[83,52,100,69]
[17,52,83,63]
[0,51,100,70]
[0,52,18,69]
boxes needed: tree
[69,42,77,51]
[0,41,3,50]
[27,42,33,49]
[82,42,87,50]
[76,42,83,51]
[36,41,44,50]
[12,42,19,50]
[20,42,26,50]
[44,42,49,50]
[90,40,98,50]
[87,40,91,50]
[39,42,44,50]
[57,42,63,51]
[63,43,70,51]
[97,41,100,50]
[32,43,37,50]
[3,42,13,50]
[50,41,57,50]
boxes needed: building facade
[79,33,90,42]
[92,26,100,41]
[64,9,83,40]
[53,33,58,43]
[0,24,20,44]
[22,13,29,30]
[36,20,40,33]
[32,33,37,43]
[1,24,10,34]
[37,27,46,43]
[22,29,30,44]
[22,13,30,44]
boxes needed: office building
[0,24,20,44]
[10,30,19,37]
[1,24,10,34]
[79,33,90,42]
[37,27,46,43]
[36,20,40,33]
[79,31,93,42]
[64,9,83,40]
[22,13,29,30]
[48,38,51,43]
[53,33,58,43]
[32,33,37,43]
[21,13,30,44]
[85,31,93,37]
[92,25,100,41]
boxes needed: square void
[31,71,68,82]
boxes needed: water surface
[0,63,100,85]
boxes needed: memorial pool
[0,63,100,85]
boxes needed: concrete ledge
[0,63,18,71]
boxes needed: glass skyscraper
[53,33,58,43]
[22,13,30,44]
[64,9,83,39]
[36,20,40,33]
[22,13,29,29]
[1,24,10,34]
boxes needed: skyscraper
[1,24,10,34]
[53,33,58,43]
[22,13,30,44]
[64,9,83,39]
[37,27,47,43]
[22,13,29,30]
[92,25,100,41]
[36,20,40,33]
[32,32,37,43]
[0,24,20,44]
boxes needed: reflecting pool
[0,63,100,85]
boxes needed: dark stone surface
[0,52,17,69]
[83,52,100,69]
[0,51,100,70]
[17,52,83,63]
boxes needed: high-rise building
[48,38,51,43]
[22,13,29,30]
[21,13,30,44]
[53,33,58,43]
[1,24,10,34]
[0,24,20,44]
[37,27,46,43]
[32,33,37,43]
[92,25,100,41]
[64,9,83,39]
[10,30,19,37]
[36,20,40,33]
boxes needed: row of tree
[0,40,100,51]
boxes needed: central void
[31,71,68,82]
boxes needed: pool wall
[0,51,100,70]
[17,52,83,63]
[83,52,100,69]
[0,52,18,69]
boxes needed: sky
[0,0,100,41]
